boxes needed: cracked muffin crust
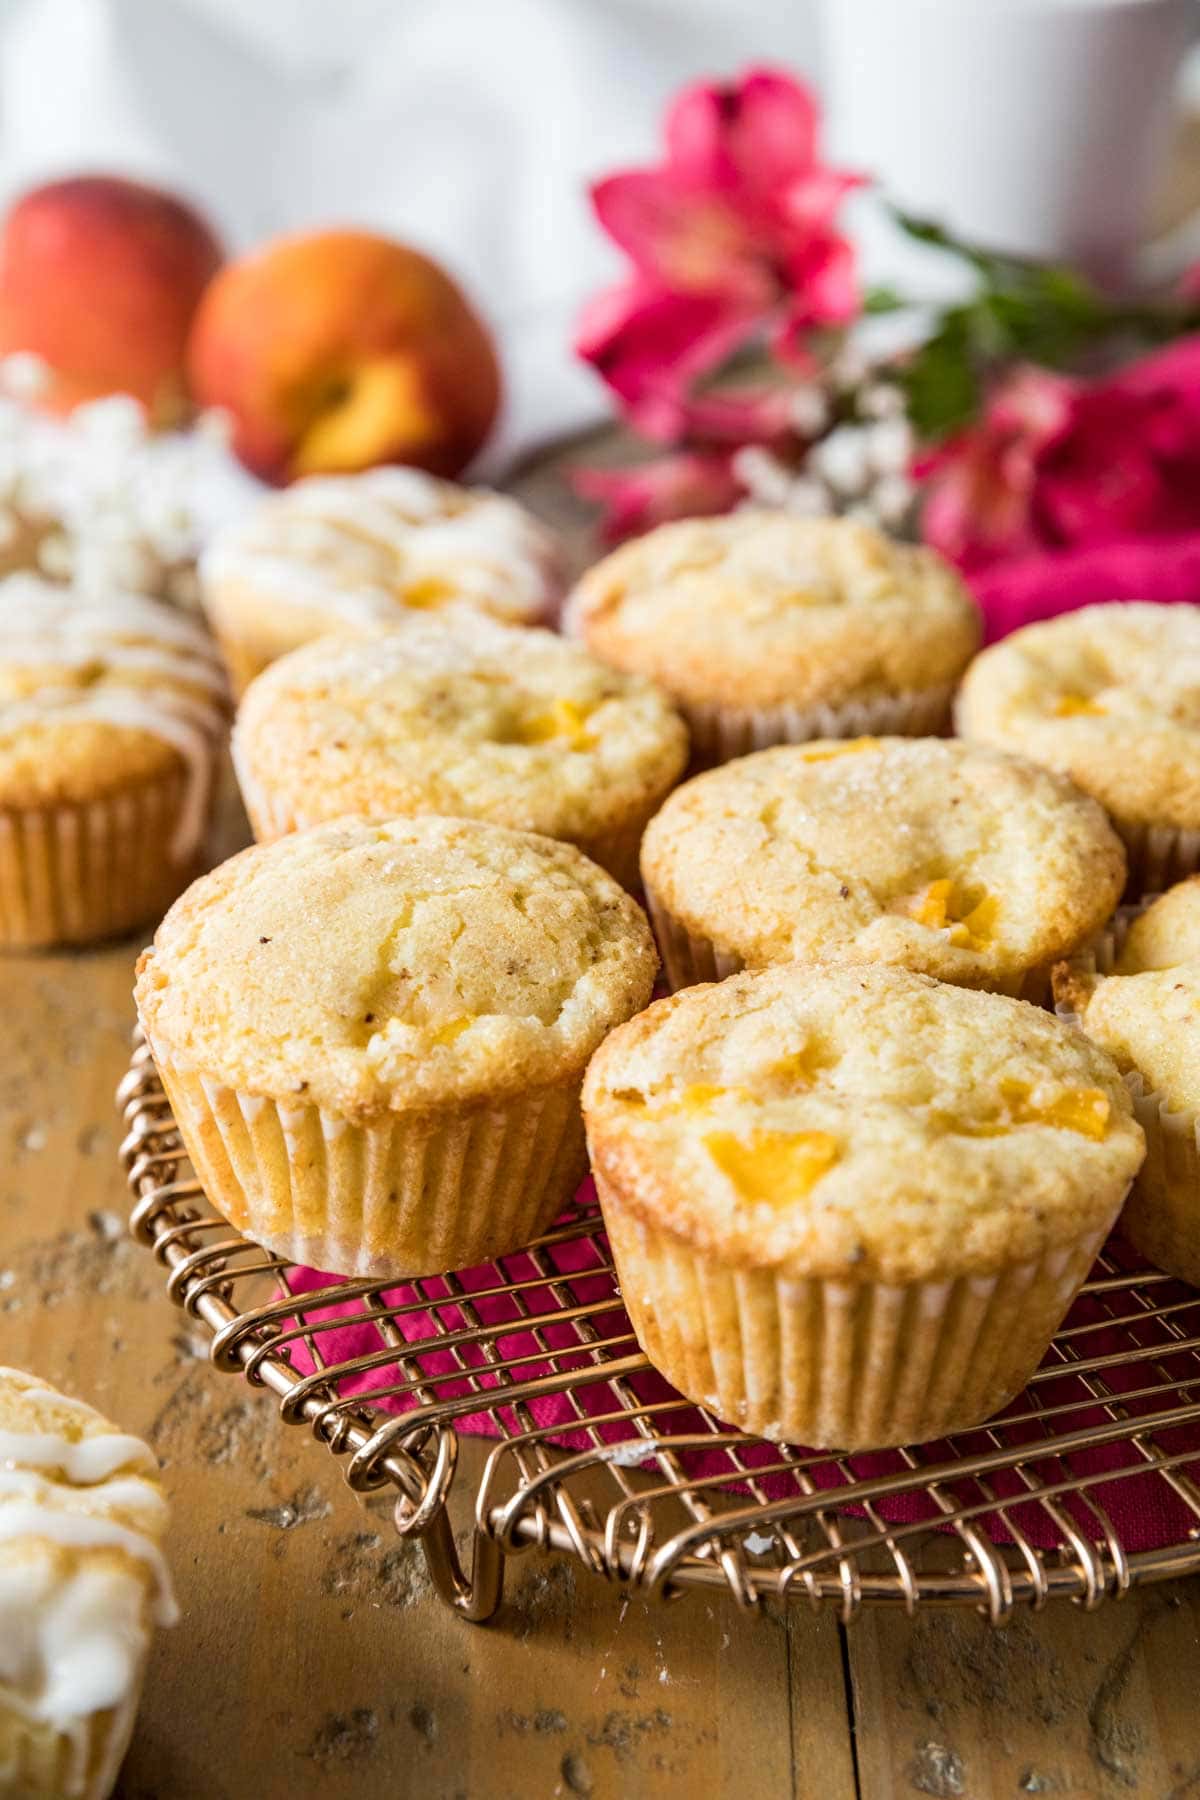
[566,513,979,763]
[232,613,688,887]
[584,963,1142,1447]
[956,602,1200,894]
[135,816,657,1276]
[641,736,1125,996]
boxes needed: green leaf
[898,326,981,439]
[863,284,908,314]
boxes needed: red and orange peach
[187,229,501,484]
[0,174,224,423]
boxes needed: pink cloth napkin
[972,530,1200,641]
[282,1179,1200,1561]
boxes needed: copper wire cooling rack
[117,1037,1200,1625]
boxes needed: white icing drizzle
[0,1376,176,1788]
[203,468,562,623]
[0,578,228,861]
[0,1429,156,1483]
[0,1504,176,1627]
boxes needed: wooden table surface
[6,442,1200,1800]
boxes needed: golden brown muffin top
[642,737,1125,990]
[567,513,980,711]
[957,602,1200,830]
[233,613,687,844]
[585,964,1142,1282]
[136,816,658,1118]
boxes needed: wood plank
[847,1582,1200,1799]
[0,922,856,1799]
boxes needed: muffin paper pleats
[153,1049,589,1279]
[679,680,955,771]
[600,1175,1117,1451]
[0,768,197,950]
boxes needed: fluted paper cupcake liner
[679,681,955,772]
[645,881,1056,1001]
[0,770,199,951]
[598,1172,1115,1450]
[3,1678,143,1800]
[1116,818,1200,901]
[1118,1075,1200,1287]
[150,1048,588,1278]
[1056,911,1200,1287]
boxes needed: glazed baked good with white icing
[0,575,229,948]
[0,1366,176,1800]
[201,466,566,691]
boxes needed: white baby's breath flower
[0,385,258,608]
[787,385,830,439]
[779,475,833,518]
[0,353,50,400]
[731,444,795,507]
[863,416,914,477]
[808,425,872,497]
[36,532,74,579]
[858,381,906,421]
[871,472,917,527]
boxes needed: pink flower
[576,68,861,437]
[1035,337,1200,546]
[917,367,1074,572]
[919,337,1200,636]
[921,338,1200,569]
[973,532,1200,642]
[572,452,745,543]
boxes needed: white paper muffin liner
[1056,905,1200,1286]
[148,1046,588,1279]
[0,769,199,951]
[598,1172,1115,1450]
[1116,819,1200,901]
[679,680,955,771]
[644,882,1055,1001]
[2,1659,145,1800]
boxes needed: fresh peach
[0,174,223,423]
[186,229,501,483]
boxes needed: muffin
[566,513,979,766]
[200,467,565,692]
[134,816,657,1277]
[641,736,1125,998]
[232,614,688,888]
[0,1366,176,1800]
[584,964,1143,1449]
[1054,877,1200,1285]
[0,575,228,949]
[956,601,1200,895]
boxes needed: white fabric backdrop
[0,0,822,466]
